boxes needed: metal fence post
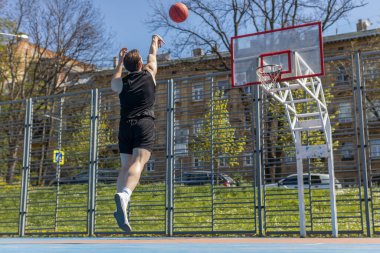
[210,77,215,233]
[19,98,32,237]
[166,79,174,236]
[254,85,264,236]
[355,52,371,237]
[88,89,99,236]
[54,97,64,232]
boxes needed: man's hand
[152,35,165,48]
[145,35,165,79]
[119,48,128,62]
[111,48,127,94]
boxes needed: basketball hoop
[256,65,282,91]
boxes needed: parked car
[265,173,342,189]
[175,170,237,187]
[49,169,119,186]
[370,175,380,187]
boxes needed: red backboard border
[231,21,324,88]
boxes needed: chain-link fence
[0,99,25,235]
[0,50,380,237]
[171,74,257,235]
[362,51,380,235]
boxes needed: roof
[157,28,380,66]
[158,51,230,67]
[324,28,380,44]
[96,26,380,70]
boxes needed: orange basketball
[169,2,188,23]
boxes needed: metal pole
[166,79,174,236]
[351,56,365,234]
[304,95,314,233]
[210,78,215,233]
[254,85,263,236]
[326,119,338,237]
[88,89,99,236]
[54,97,64,232]
[19,98,32,237]
[355,52,371,237]
[295,131,306,237]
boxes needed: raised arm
[144,35,165,79]
[111,48,127,94]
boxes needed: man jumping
[110,34,165,232]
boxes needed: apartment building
[83,20,380,184]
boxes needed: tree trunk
[38,104,56,186]
[6,140,20,184]
[265,113,276,183]
[274,120,284,179]
[41,122,56,186]
[37,117,48,186]
[37,142,47,186]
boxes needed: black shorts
[118,117,155,154]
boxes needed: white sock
[121,187,132,201]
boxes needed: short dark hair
[123,49,141,72]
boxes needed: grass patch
[0,182,375,236]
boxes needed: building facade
[82,23,380,185]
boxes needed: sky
[92,0,168,62]
[92,0,380,61]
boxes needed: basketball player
[110,34,165,232]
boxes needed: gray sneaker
[114,193,132,232]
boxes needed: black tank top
[119,70,156,121]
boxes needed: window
[243,86,253,94]
[281,176,297,185]
[101,101,113,112]
[336,65,349,83]
[192,85,204,101]
[175,128,189,155]
[340,142,354,160]
[174,87,180,100]
[235,72,247,86]
[174,158,182,167]
[366,99,380,121]
[280,175,319,186]
[338,102,352,123]
[146,160,155,172]
[193,157,203,168]
[217,80,229,98]
[284,150,296,164]
[243,153,253,166]
[175,128,189,144]
[219,156,228,167]
[193,119,203,134]
[310,175,322,184]
[364,66,377,80]
[370,140,380,159]
[244,108,252,130]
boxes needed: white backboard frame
[231,22,324,87]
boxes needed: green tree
[0,0,110,183]
[189,89,246,170]
[40,105,116,186]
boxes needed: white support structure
[261,52,338,238]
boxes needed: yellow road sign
[53,150,64,165]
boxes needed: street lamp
[0,32,29,39]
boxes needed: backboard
[231,22,324,87]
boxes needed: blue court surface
[0,237,380,253]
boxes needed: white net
[256,65,282,91]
